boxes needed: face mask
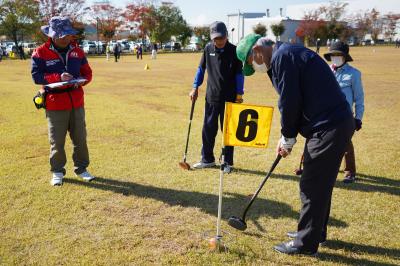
[331,56,345,67]
[252,55,268,73]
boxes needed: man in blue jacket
[190,21,244,173]
[236,34,354,255]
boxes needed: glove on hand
[280,136,296,151]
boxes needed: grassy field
[0,46,399,265]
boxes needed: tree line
[0,0,209,49]
[296,1,400,46]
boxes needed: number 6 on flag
[223,103,274,148]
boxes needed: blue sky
[111,0,327,25]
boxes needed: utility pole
[96,17,100,54]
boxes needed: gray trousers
[46,107,89,175]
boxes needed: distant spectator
[106,44,110,61]
[0,46,3,62]
[396,38,400,48]
[327,39,331,48]
[113,42,121,62]
[18,45,26,60]
[315,38,321,53]
[136,45,143,60]
[151,43,158,59]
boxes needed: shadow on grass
[317,240,400,265]
[235,168,400,197]
[63,176,347,231]
[324,240,400,259]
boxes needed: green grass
[0,47,399,265]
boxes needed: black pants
[201,101,234,165]
[294,117,354,252]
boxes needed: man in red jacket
[31,17,94,186]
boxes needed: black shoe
[274,240,317,256]
[287,231,326,245]
[343,174,356,183]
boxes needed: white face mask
[252,55,268,73]
[331,56,345,67]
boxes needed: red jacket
[31,39,92,110]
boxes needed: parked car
[128,41,137,52]
[93,41,104,54]
[23,42,37,55]
[82,41,96,54]
[0,43,7,54]
[5,44,18,55]
[162,42,182,51]
[361,39,375,46]
[118,41,131,53]
[184,43,201,51]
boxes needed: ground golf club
[178,100,196,170]
[228,154,282,231]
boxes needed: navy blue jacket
[193,42,244,104]
[270,42,352,138]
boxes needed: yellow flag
[223,103,274,148]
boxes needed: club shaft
[241,154,282,220]
[216,149,225,237]
[183,100,196,161]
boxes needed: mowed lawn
[0,46,399,265]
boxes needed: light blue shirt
[333,63,365,120]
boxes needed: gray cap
[210,21,227,40]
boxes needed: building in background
[227,9,301,45]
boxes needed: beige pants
[46,107,89,175]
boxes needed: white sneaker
[51,172,64,186]
[76,171,95,181]
[224,164,233,174]
[192,161,216,169]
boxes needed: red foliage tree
[124,2,156,40]
[91,3,122,41]
[296,10,326,46]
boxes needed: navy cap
[210,21,227,40]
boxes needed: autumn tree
[318,0,348,40]
[124,2,156,42]
[38,0,88,23]
[91,3,123,41]
[350,8,382,42]
[193,26,210,48]
[296,9,326,46]
[150,5,189,45]
[0,0,40,58]
[383,13,400,42]
[369,8,382,41]
[175,20,192,46]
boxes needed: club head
[228,216,247,231]
[178,161,191,170]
